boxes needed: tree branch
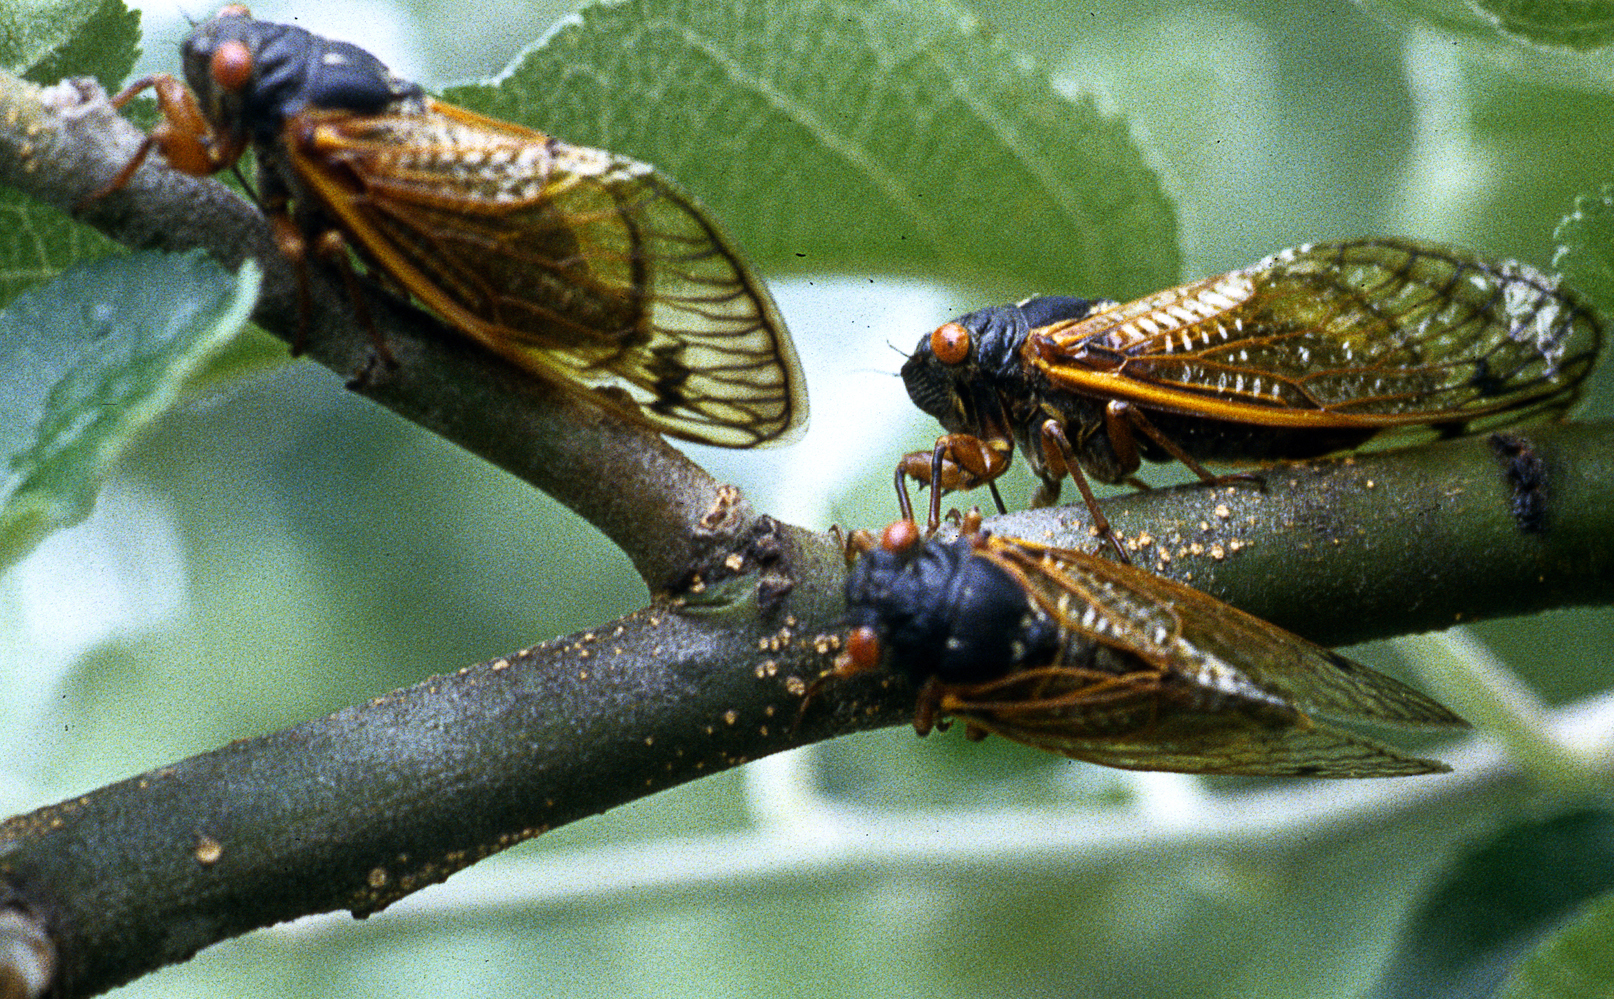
[1,420,1609,997]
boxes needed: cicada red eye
[826,523,1469,777]
[209,40,254,93]
[839,626,884,676]
[929,322,972,366]
[879,519,922,554]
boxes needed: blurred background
[4,0,1613,995]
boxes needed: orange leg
[1038,419,1130,563]
[82,74,247,208]
[913,676,946,737]
[1109,400,1262,490]
[895,434,1013,530]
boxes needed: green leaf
[22,0,141,92]
[1462,0,1614,49]
[0,189,123,309]
[0,249,259,570]
[1368,808,1614,999]
[0,0,141,307]
[1496,891,1614,999]
[1553,183,1614,326]
[444,0,1179,300]
[0,0,114,77]
[1357,0,1510,41]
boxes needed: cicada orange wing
[960,535,1467,777]
[1031,239,1600,432]
[281,99,806,447]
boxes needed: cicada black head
[844,527,1056,685]
[900,297,1096,432]
[181,5,422,145]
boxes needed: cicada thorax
[842,530,1061,686]
[819,520,1467,777]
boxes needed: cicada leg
[913,676,946,737]
[895,434,1013,531]
[827,524,878,565]
[791,620,886,738]
[80,73,249,208]
[1037,420,1130,563]
[262,166,396,381]
[1106,400,1264,491]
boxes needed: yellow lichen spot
[1188,542,1204,556]
[368,867,388,888]
[723,709,739,726]
[644,736,654,747]
[724,553,744,571]
[1210,544,1225,560]
[492,658,510,671]
[764,705,775,717]
[785,676,807,696]
[578,670,590,680]
[1229,539,1244,552]
[1365,479,1375,489]
[195,836,223,866]
[1214,504,1231,519]
[1199,521,1210,533]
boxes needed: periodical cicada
[820,519,1467,777]
[92,6,807,448]
[897,239,1602,537]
